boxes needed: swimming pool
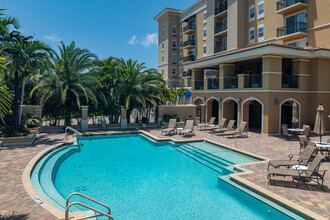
[31,134,304,219]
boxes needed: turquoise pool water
[32,134,303,219]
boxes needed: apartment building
[154,0,330,135]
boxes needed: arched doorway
[194,97,204,123]
[207,98,219,124]
[280,99,300,129]
[222,98,238,126]
[242,98,263,133]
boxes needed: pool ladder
[65,126,83,146]
[65,192,114,220]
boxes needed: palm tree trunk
[18,77,26,126]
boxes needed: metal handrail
[195,134,212,152]
[66,192,112,220]
[65,126,82,137]
[65,202,113,220]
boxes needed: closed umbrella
[292,102,299,128]
[314,104,325,143]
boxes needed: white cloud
[128,33,158,47]
[128,35,138,45]
[44,34,62,42]
[140,33,158,47]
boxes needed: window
[172,26,177,36]
[179,39,182,48]
[258,24,264,42]
[180,25,182,34]
[203,11,207,24]
[161,69,164,75]
[287,39,307,48]
[249,5,255,22]
[179,80,182,87]
[203,45,207,56]
[162,42,164,50]
[257,1,264,19]
[203,28,207,40]
[172,40,177,49]
[249,27,255,44]
[172,68,177,77]
[223,37,227,50]
[162,28,165,37]
[179,67,182,77]
[162,56,164,63]
[179,53,182,62]
[172,54,177,64]
[171,82,176,88]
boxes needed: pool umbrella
[292,102,299,128]
[314,104,325,143]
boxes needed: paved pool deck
[0,130,329,219]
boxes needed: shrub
[161,114,182,123]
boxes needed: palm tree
[0,56,10,121]
[176,87,189,105]
[30,41,107,126]
[115,58,164,123]
[2,36,51,125]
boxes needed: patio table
[287,128,304,140]
[312,142,330,156]
[176,127,184,134]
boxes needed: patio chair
[267,145,317,170]
[206,118,226,131]
[180,120,195,136]
[216,121,248,138]
[213,120,235,133]
[303,125,311,140]
[161,119,177,135]
[281,126,293,140]
[298,135,309,154]
[327,137,330,143]
[268,154,327,189]
[198,117,216,130]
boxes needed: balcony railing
[183,71,192,77]
[215,24,227,34]
[194,80,204,90]
[224,76,238,89]
[208,78,219,89]
[244,74,262,88]
[187,80,192,87]
[277,0,306,11]
[183,24,196,33]
[183,40,196,48]
[214,44,227,53]
[183,55,195,62]
[282,74,299,88]
[215,3,228,16]
[277,22,306,37]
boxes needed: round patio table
[287,128,304,134]
[312,142,330,156]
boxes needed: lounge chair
[198,117,216,130]
[298,135,309,154]
[180,120,195,136]
[216,121,248,138]
[213,120,235,133]
[206,118,226,131]
[268,154,327,189]
[267,145,317,170]
[281,126,293,140]
[161,119,177,135]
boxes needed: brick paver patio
[0,130,329,219]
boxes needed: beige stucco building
[154,0,330,135]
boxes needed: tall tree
[0,56,10,120]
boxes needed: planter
[0,132,36,147]
[28,127,40,133]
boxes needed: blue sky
[5,0,196,69]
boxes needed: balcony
[183,40,196,49]
[244,74,262,88]
[183,71,192,78]
[214,3,228,18]
[214,24,227,37]
[224,76,238,89]
[183,24,196,34]
[183,55,195,62]
[214,44,227,54]
[276,0,307,16]
[282,74,299,88]
[194,80,204,90]
[277,22,307,41]
[208,78,219,90]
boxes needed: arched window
[249,27,255,44]
[249,5,255,22]
[258,24,264,42]
[257,1,264,19]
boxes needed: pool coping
[22,130,326,220]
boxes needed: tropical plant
[0,56,10,120]
[22,113,41,128]
[2,36,51,126]
[30,41,107,126]
[176,87,189,105]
